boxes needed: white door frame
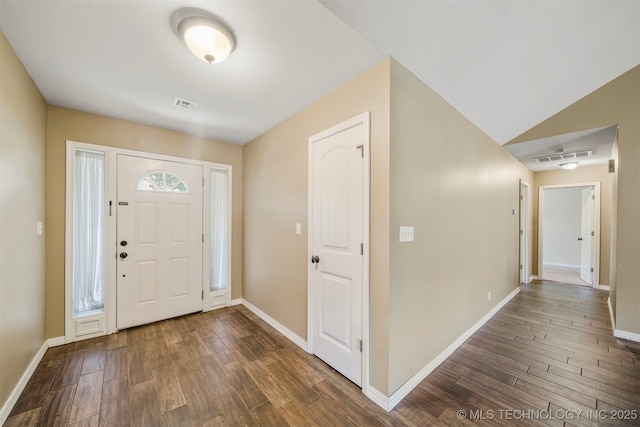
[307,112,371,390]
[65,140,231,343]
[519,180,531,283]
[538,182,601,288]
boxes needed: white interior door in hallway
[309,113,369,387]
[580,187,595,285]
[519,181,531,284]
[116,154,203,329]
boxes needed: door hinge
[203,177,205,186]
[592,194,595,200]
[520,195,523,200]
[520,229,523,235]
[202,290,204,300]
[109,200,113,216]
[360,243,363,255]
[356,144,363,158]
[591,231,594,237]
[359,339,363,353]
[590,267,594,273]
[520,264,523,270]
[202,233,205,243]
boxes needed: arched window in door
[136,171,188,193]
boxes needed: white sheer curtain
[211,169,229,291]
[73,150,105,313]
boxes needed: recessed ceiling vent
[173,97,198,111]
[534,150,592,163]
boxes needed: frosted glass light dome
[172,9,236,64]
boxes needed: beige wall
[0,32,48,410]
[533,165,614,285]
[46,106,243,337]
[243,58,391,393]
[509,66,639,334]
[387,59,533,393]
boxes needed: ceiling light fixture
[560,162,579,170]
[171,8,236,64]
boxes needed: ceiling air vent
[173,97,198,111]
[534,150,592,163]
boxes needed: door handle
[120,240,128,246]
[311,255,320,264]
[119,252,128,259]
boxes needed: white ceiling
[1,0,638,147]
[502,125,617,172]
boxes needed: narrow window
[210,169,229,291]
[73,150,105,314]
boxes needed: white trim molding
[364,386,389,411]
[0,337,65,425]
[47,336,66,347]
[240,299,308,352]
[613,329,640,343]
[538,182,602,289]
[607,297,616,334]
[372,286,522,412]
[606,298,639,343]
[597,284,610,291]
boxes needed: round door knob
[119,252,128,259]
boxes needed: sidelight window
[72,150,105,314]
[210,169,229,291]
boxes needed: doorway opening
[538,183,600,287]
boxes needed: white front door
[116,155,203,329]
[580,187,594,285]
[309,116,366,386]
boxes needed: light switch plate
[295,223,301,235]
[36,221,43,235]
[399,226,414,242]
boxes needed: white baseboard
[596,284,610,291]
[606,298,640,343]
[229,298,242,306]
[383,286,522,411]
[364,385,389,411]
[614,329,640,343]
[543,263,580,271]
[48,336,66,347]
[529,275,538,282]
[0,340,48,424]
[240,299,308,352]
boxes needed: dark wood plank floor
[6,281,640,426]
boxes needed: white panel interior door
[310,120,364,386]
[519,183,527,284]
[580,187,594,285]
[117,155,203,329]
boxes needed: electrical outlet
[399,226,414,242]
